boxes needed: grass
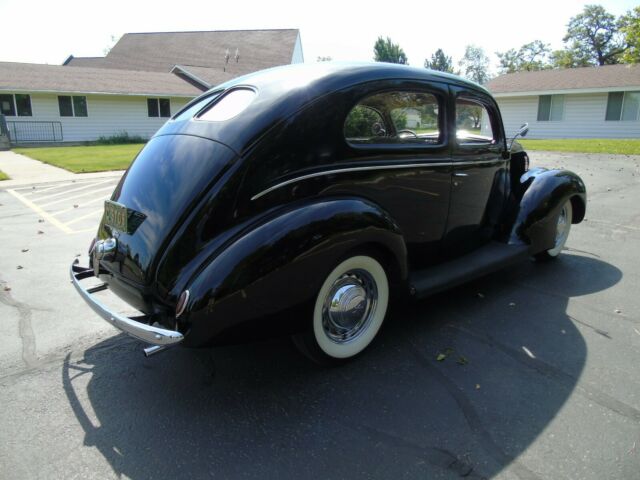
[519,139,640,155]
[0,169,9,181]
[13,144,145,173]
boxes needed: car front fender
[180,197,407,346]
[508,167,586,252]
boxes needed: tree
[497,40,552,73]
[620,6,640,63]
[550,48,592,68]
[373,37,408,64]
[458,45,490,84]
[562,4,626,65]
[424,48,455,73]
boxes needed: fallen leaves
[435,347,468,366]
[457,356,468,366]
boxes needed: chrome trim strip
[70,259,184,346]
[251,159,504,201]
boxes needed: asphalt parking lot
[0,151,639,479]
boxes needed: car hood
[97,134,237,287]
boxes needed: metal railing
[7,120,63,144]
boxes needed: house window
[0,94,32,116]
[58,96,88,117]
[148,98,171,118]
[537,95,564,121]
[606,91,640,121]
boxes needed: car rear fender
[508,167,586,252]
[180,197,407,346]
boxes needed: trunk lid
[97,134,237,286]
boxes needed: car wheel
[292,254,389,365]
[535,200,573,261]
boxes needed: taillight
[176,290,190,318]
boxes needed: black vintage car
[71,62,586,364]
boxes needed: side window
[343,105,385,139]
[344,91,441,145]
[456,97,495,144]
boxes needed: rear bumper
[70,259,184,346]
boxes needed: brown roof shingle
[63,56,108,68]
[487,64,640,95]
[98,29,300,75]
[0,62,201,96]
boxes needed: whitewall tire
[536,200,572,260]
[293,254,389,364]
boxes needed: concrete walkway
[0,150,124,187]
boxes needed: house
[486,64,640,139]
[0,29,303,144]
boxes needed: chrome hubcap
[555,206,568,246]
[322,269,378,344]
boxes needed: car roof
[161,62,492,154]
[215,61,489,97]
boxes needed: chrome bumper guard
[70,259,184,346]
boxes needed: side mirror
[518,123,529,138]
[508,122,529,151]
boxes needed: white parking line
[34,179,115,203]
[7,188,74,234]
[39,185,116,208]
[65,209,104,226]
[52,195,109,216]
[14,181,77,195]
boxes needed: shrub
[96,131,147,145]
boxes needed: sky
[0,0,637,74]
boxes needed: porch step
[409,242,531,299]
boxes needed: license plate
[103,200,128,232]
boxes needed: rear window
[198,88,256,122]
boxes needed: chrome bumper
[70,259,184,346]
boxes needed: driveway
[0,151,639,479]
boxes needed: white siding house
[0,29,303,144]
[2,92,190,142]
[487,65,640,139]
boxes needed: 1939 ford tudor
[71,62,586,364]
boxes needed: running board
[409,242,531,299]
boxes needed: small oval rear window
[198,88,256,122]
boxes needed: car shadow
[62,253,621,479]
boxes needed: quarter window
[344,91,441,145]
[148,98,171,118]
[455,98,495,144]
[606,91,640,121]
[537,95,564,121]
[0,94,32,116]
[58,95,88,117]
[198,88,256,122]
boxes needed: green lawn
[13,144,145,173]
[519,139,640,155]
[0,169,9,181]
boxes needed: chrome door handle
[453,172,469,177]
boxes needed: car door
[339,84,453,269]
[443,87,508,257]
